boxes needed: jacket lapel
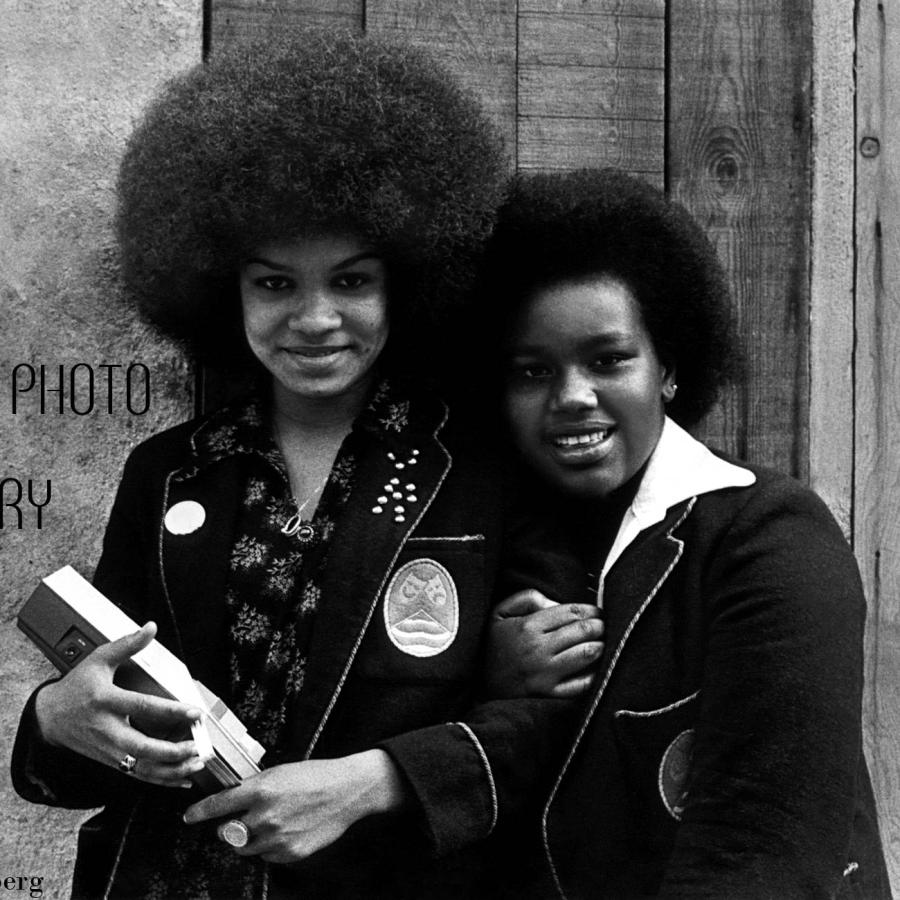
[597,498,694,667]
[541,496,696,889]
[157,456,244,699]
[153,392,451,758]
[288,400,451,758]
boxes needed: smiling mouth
[545,427,616,468]
[551,428,613,448]
[284,346,347,358]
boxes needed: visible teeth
[289,348,341,357]
[554,430,609,447]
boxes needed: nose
[551,369,599,412]
[287,288,341,335]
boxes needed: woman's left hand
[182,749,408,863]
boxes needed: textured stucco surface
[1,1,201,894]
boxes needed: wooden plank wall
[516,1,664,179]
[669,0,811,473]
[210,0,667,185]
[206,0,898,888]
[856,0,900,880]
[810,0,854,536]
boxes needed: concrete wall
[1,1,201,893]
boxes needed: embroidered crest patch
[659,728,694,820]
[383,558,458,657]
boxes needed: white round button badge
[164,500,206,535]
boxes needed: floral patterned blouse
[190,378,411,759]
[141,378,412,900]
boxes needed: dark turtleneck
[500,463,647,607]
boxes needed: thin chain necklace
[280,480,329,537]
[273,418,332,539]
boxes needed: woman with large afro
[12,30,568,900]
[482,168,890,898]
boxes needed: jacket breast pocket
[612,691,699,834]
[354,535,489,683]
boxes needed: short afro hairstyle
[478,168,741,427]
[115,29,507,373]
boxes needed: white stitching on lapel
[541,496,697,900]
[156,469,187,660]
[303,402,452,759]
[102,802,138,900]
[614,689,700,720]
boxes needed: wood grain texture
[518,4,664,176]
[210,0,363,49]
[518,116,663,177]
[366,0,517,161]
[855,1,900,889]
[809,0,854,536]
[668,0,812,475]
[519,9,663,67]
[519,64,662,119]
[519,0,661,13]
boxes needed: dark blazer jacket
[503,423,890,900]
[12,392,568,899]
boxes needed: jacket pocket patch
[613,691,699,830]
[383,558,459,657]
[659,728,694,820]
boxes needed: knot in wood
[714,155,739,188]
[859,136,880,159]
[704,130,745,195]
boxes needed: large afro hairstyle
[477,168,741,427]
[115,29,507,375]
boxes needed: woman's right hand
[485,589,604,699]
[33,622,206,788]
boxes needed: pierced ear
[662,368,678,404]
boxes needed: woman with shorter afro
[483,169,890,898]
[12,30,568,900]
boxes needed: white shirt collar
[597,417,755,603]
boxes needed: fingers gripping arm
[485,590,605,699]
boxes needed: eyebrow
[334,251,382,269]
[243,251,382,271]
[509,331,635,354]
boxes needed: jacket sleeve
[379,694,577,857]
[379,474,585,858]
[10,446,157,810]
[660,479,880,898]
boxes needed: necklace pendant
[281,513,303,536]
[282,513,315,542]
